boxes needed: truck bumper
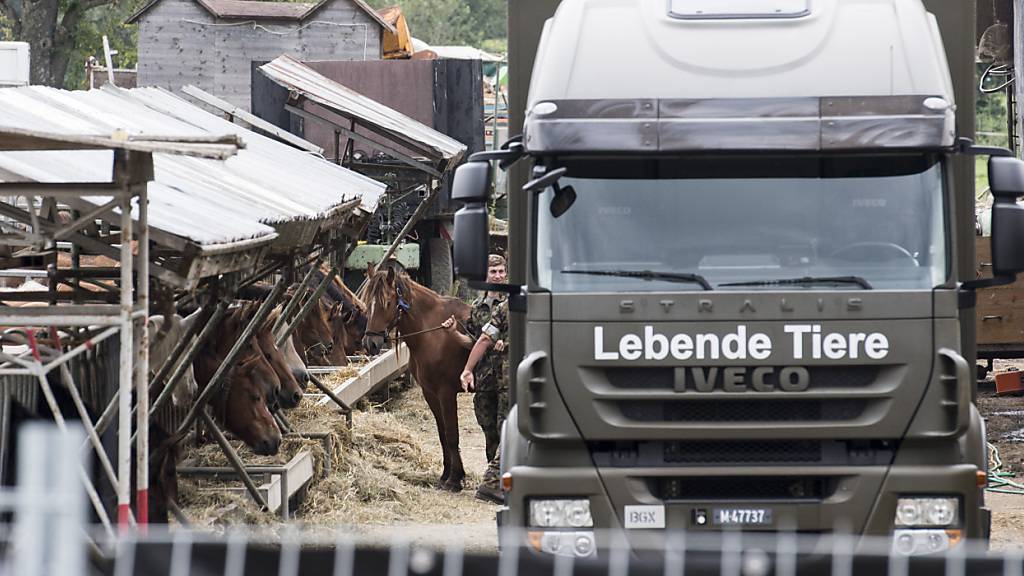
[504,462,984,554]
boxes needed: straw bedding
[177,363,497,538]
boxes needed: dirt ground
[979,359,1024,550]
[176,372,500,552]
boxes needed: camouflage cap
[488,254,507,268]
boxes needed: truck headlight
[894,497,958,527]
[529,499,593,528]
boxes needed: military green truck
[452,0,1024,558]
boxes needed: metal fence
[5,423,1024,576]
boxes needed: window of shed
[668,0,811,20]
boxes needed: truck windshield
[535,155,947,292]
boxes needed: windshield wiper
[561,269,713,290]
[719,276,873,289]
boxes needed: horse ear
[385,265,396,284]
[366,262,376,276]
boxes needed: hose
[986,442,1024,494]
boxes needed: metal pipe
[58,365,120,501]
[177,465,285,475]
[198,412,270,510]
[32,370,117,535]
[272,259,321,338]
[276,266,337,348]
[167,499,191,527]
[42,326,119,374]
[136,183,150,529]
[308,374,351,411]
[117,185,134,530]
[173,278,286,441]
[274,411,292,434]
[280,471,290,520]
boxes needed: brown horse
[361,263,471,491]
[254,313,304,409]
[292,297,349,366]
[315,266,368,357]
[193,304,283,455]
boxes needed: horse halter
[305,341,332,358]
[365,279,411,340]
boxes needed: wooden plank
[261,451,314,515]
[975,236,1024,345]
[220,450,315,517]
[182,85,324,155]
[316,343,409,409]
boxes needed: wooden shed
[128,0,394,111]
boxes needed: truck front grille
[651,476,834,501]
[663,440,822,464]
[604,366,881,390]
[618,399,866,423]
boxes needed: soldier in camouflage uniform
[457,297,510,504]
[462,255,508,463]
[442,254,510,503]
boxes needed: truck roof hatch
[668,0,810,20]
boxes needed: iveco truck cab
[453,0,1024,558]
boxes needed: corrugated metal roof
[259,55,467,168]
[198,0,317,20]
[0,85,386,248]
[126,0,395,31]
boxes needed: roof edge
[127,0,395,30]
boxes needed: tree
[0,0,138,87]
[366,0,506,47]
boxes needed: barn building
[128,0,393,111]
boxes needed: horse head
[329,299,367,358]
[295,297,338,365]
[360,262,409,355]
[221,304,282,410]
[223,351,282,456]
[255,316,304,409]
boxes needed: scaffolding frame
[0,132,238,534]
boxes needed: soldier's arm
[464,332,496,373]
[460,324,498,391]
[443,315,476,349]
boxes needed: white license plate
[624,505,666,529]
[712,508,772,526]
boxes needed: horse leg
[421,387,451,487]
[438,385,465,492]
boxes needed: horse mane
[314,264,365,314]
[359,262,416,307]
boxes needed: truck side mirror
[451,161,491,203]
[988,156,1024,277]
[452,161,492,280]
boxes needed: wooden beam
[0,202,187,287]
[285,104,442,178]
[182,85,325,155]
[316,344,409,409]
